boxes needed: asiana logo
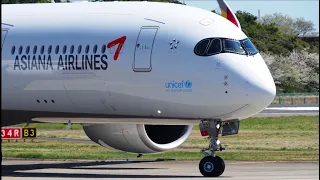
[165,80,192,92]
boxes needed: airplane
[1,0,276,177]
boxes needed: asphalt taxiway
[1,159,319,180]
[254,104,319,117]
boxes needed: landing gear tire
[199,156,225,177]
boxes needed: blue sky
[185,1,319,32]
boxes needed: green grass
[239,116,319,131]
[192,116,319,131]
[2,141,318,161]
[3,116,319,161]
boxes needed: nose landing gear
[199,119,225,177]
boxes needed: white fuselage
[1,2,276,125]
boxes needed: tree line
[231,11,319,93]
[234,11,318,56]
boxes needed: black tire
[199,156,225,177]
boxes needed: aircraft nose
[246,76,276,111]
[245,56,276,112]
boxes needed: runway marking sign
[1,127,22,139]
[22,127,37,138]
[1,127,37,139]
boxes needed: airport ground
[1,159,319,180]
[1,105,319,179]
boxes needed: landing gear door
[133,27,158,72]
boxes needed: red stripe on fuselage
[226,8,239,28]
[107,36,127,61]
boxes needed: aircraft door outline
[133,26,158,72]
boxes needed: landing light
[216,140,221,145]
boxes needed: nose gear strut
[199,119,226,177]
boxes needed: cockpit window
[223,39,246,55]
[194,39,210,56]
[194,37,258,57]
[206,39,222,55]
[241,38,258,55]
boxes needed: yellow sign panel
[22,127,37,138]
